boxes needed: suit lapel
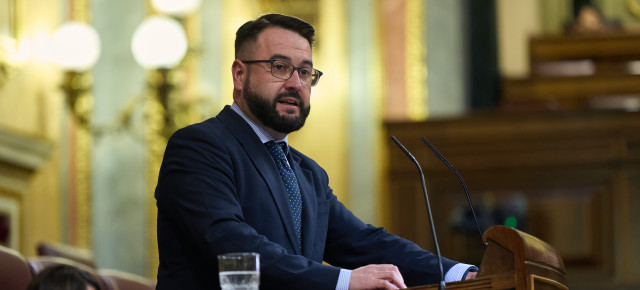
[217,106,300,253]
[289,151,317,257]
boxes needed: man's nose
[284,69,304,89]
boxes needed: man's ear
[232,60,246,91]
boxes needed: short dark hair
[27,264,101,290]
[235,13,315,59]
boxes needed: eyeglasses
[241,59,323,87]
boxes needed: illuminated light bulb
[131,16,188,69]
[51,22,101,71]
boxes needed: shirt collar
[230,102,290,153]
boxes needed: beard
[242,77,311,134]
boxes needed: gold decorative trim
[71,0,90,22]
[627,0,640,19]
[530,274,569,290]
[63,72,94,128]
[405,0,428,121]
[75,124,92,248]
[0,0,23,89]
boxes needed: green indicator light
[505,216,518,228]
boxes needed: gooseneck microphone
[391,136,446,290]
[421,137,487,248]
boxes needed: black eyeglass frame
[241,59,323,87]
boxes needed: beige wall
[0,0,63,256]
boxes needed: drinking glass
[217,252,260,290]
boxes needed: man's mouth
[277,97,300,107]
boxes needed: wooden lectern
[410,225,567,290]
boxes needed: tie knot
[266,141,287,159]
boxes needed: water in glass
[219,270,259,290]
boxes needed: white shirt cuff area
[444,263,477,282]
[336,263,475,289]
[335,269,352,290]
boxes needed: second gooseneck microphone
[391,136,446,290]
[421,137,486,248]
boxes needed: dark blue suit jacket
[155,106,459,289]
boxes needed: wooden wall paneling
[384,110,640,289]
[503,32,640,111]
[529,33,640,63]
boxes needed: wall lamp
[50,20,101,248]
[50,21,101,128]
[134,1,199,276]
[131,15,188,137]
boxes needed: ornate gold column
[63,71,93,248]
[144,70,169,278]
[135,2,193,277]
[405,0,428,121]
[145,67,184,278]
[63,0,94,249]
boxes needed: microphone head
[391,136,417,161]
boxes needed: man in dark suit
[155,13,476,290]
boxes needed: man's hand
[464,271,477,280]
[349,264,407,290]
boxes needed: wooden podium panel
[384,110,640,289]
[409,226,567,290]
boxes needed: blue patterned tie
[266,141,302,249]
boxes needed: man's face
[242,73,310,134]
[236,27,313,135]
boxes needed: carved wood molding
[0,126,51,250]
[0,127,52,193]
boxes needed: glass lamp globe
[131,16,188,69]
[151,0,201,17]
[51,22,101,72]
